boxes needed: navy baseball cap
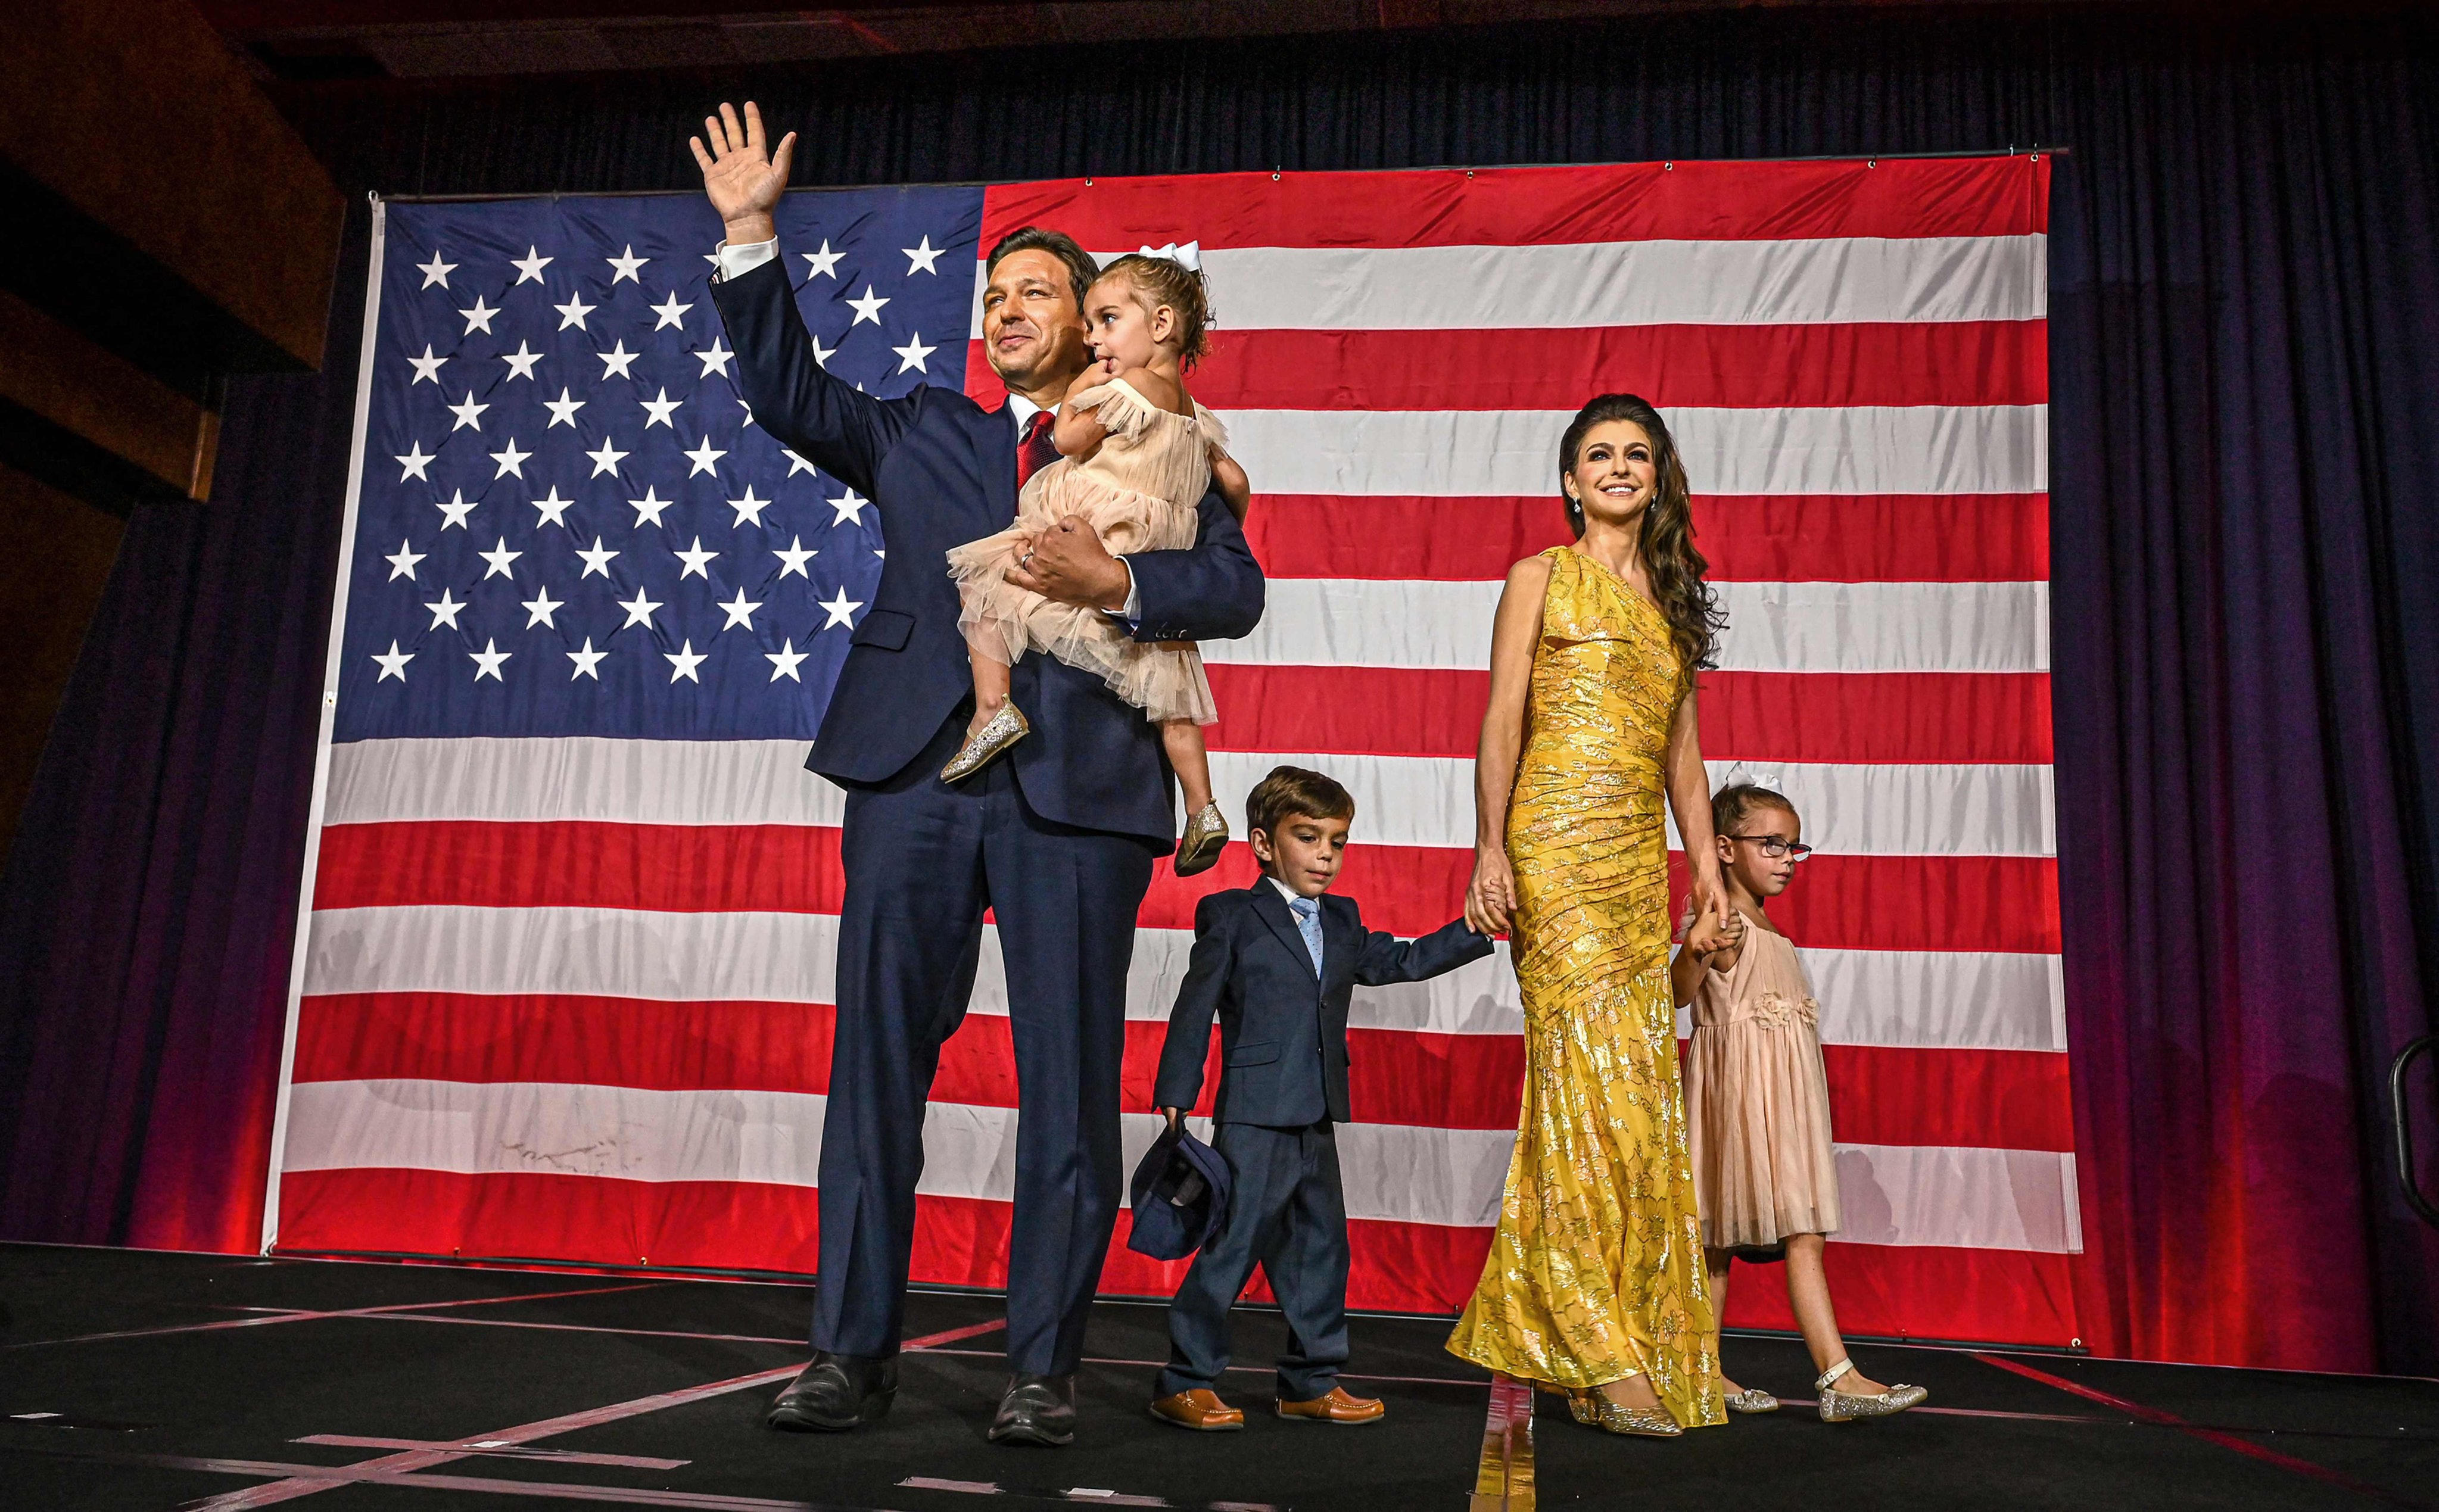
[1126,1120,1232,1261]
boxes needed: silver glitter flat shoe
[1815,1359,1928,1423]
[1724,1388,1781,1414]
[941,702,1029,783]
[1172,802,1229,877]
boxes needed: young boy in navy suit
[1148,765,1492,1430]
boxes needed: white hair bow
[1136,241,1203,272]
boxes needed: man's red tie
[1015,410,1058,489]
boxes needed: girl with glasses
[1672,783,1929,1423]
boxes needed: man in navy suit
[1149,766,1490,1431]
[691,102,1265,1446]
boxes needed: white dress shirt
[716,237,1139,619]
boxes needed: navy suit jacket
[1153,885,1494,1127]
[708,257,1266,845]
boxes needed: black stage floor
[2,1243,2434,1511]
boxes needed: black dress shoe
[767,1351,896,1432]
[988,1372,1077,1446]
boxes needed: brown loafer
[1275,1385,1385,1424]
[1149,1388,1245,1431]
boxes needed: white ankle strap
[1815,1358,1855,1392]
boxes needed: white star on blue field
[339,188,983,741]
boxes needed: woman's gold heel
[1565,1386,1681,1439]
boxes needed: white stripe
[1802,947,2066,1053]
[1833,1143,2082,1254]
[279,1079,2077,1250]
[322,738,2052,854]
[1208,578,2051,674]
[303,904,842,1003]
[325,737,843,827]
[1218,406,2046,497]
[1201,753,2053,857]
[304,905,2061,1052]
[965,236,2046,336]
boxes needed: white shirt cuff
[1114,558,1141,622]
[715,238,779,282]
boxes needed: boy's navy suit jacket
[1153,886,1492,1127]
[708,257,1266,846]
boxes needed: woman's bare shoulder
[1503,551,1556,594]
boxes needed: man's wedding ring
[1019,550,1036,570]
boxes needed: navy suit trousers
[1156,1120,1350,1402]
[815,710,1155,1375]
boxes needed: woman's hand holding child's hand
[1465,846,1518,937]
[1709,903,1746,956]
[1683,896,1740,959]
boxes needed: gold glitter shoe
[1172,803,1229,877]
[1815,1359,1928,1423]
[1724,1388,1781,1414]
[941,702,1029,783]
[1566,1386,1681,1438]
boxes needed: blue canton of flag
[336,188,986,740]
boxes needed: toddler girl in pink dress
[941,248,1247,876]
[1674,782,1930,1423]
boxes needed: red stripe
[1153,848,2059,953]
[1194,1020,2064,1151]
[1699,671,2054,765]
[292,992,1222,1120]
[1241,493,2049,582]
[1817,1045,2073,1152]
[294,993,2066,1149]
[293,993,836,1093]
[273,1167,2078,1342]
[977,157,2049,249]
[316,822,2057,952]
[312,820,848,915]
[965,322,2044,411]
[1206,666,2052,763]
[1718,1242,2078,1346]
[1659,852,2060,955]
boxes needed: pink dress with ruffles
[1683,918,1843,1249]
[944,377,1224,725]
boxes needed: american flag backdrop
[270,156,2077,1348]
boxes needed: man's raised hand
[688,101,796,247]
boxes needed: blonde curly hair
[1091,252,1213,370]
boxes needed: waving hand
[689,101,796,247]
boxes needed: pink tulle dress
[1683,917,1843,1249]
[945,378,1225,725]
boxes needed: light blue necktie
[1288,895,1324,975]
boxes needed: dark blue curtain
[4,5,2434,1370]
[0,210,368,1255]
[2048,71,2439,1373]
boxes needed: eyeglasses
[1725,835,1813,861]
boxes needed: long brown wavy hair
[1558,393,1726,672]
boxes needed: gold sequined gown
[1446,546,1724,1429]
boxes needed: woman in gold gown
[1446,394,1734,1438]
